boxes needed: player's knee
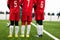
[10,21,14,25]
[27,21,31,25]
[36,20,43,25]
[22,21,26,25]
[15,21,18,26]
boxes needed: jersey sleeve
[7,0,10,9]
[7,0,10,5]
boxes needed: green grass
[44,21,60,39]
[0,20,60,40]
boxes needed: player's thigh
[41,13,44,20]
[39,12,44,20]
[15,11,20,21]
[35,12,44,20]
[27,15,32,22]
[35,12,40,20]
[9,10,15,21]
[22,13,27,22]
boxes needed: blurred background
[0,0,60,40]
[0,0,60,21]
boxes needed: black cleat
[35,35,43,37]
[39,35,43,37]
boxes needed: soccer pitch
[0,20,60,40]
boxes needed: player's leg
[8,21,14,37]
[36,20,43,37]
[36,11,44,37]
[26,21,31,37]
[20,13,26,37]
[15,21,19,37]
[8,10,15,37]
[15,10,20,37]
[26,15,32,37]
[20,21,26,37]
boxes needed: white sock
[21,25,25,35]
[9,25,14,35]
[15,26,19,35]
[37,24,43,35]
[26,25,31,35]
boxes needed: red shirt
[21,0,36,12]
[35,0,45,12]
[7,0,21,8]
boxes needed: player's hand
[7,4,10,9]
[34,4,37,10]
[20,4,22,8]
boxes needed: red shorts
[22,12,32,22]
[9,8,20,21]
[35,11,44,20]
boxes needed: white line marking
[31,22,60,40]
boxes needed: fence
[0,11,60,21]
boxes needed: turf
[43,21,60,39]
[0,20,60,40]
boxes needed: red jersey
[21,0,36,12]
[35,0,45,12]
[8,0,21,8]
[7,0,21,21]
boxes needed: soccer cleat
[20,35,24,37]
[7,23,10,27]
[26,35,29,37]
[8,34,12,37]
[39,35,43,37]
[15,34,18,38]
[35,35,43,37]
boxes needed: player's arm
[7,4,10,9]
[43,0,45,9]
[20,0,23,7]
[33,0,37,10]
[33,3,37,10]
[20,4,22,7]
[7,0,10,9]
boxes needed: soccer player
[34,0,45,37]
[20,0,36,37]
[7,0,21,37]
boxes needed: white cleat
[26,35,29,37]
[15,34,18,38]
[20,35,24,37]
[8,34,12,37]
